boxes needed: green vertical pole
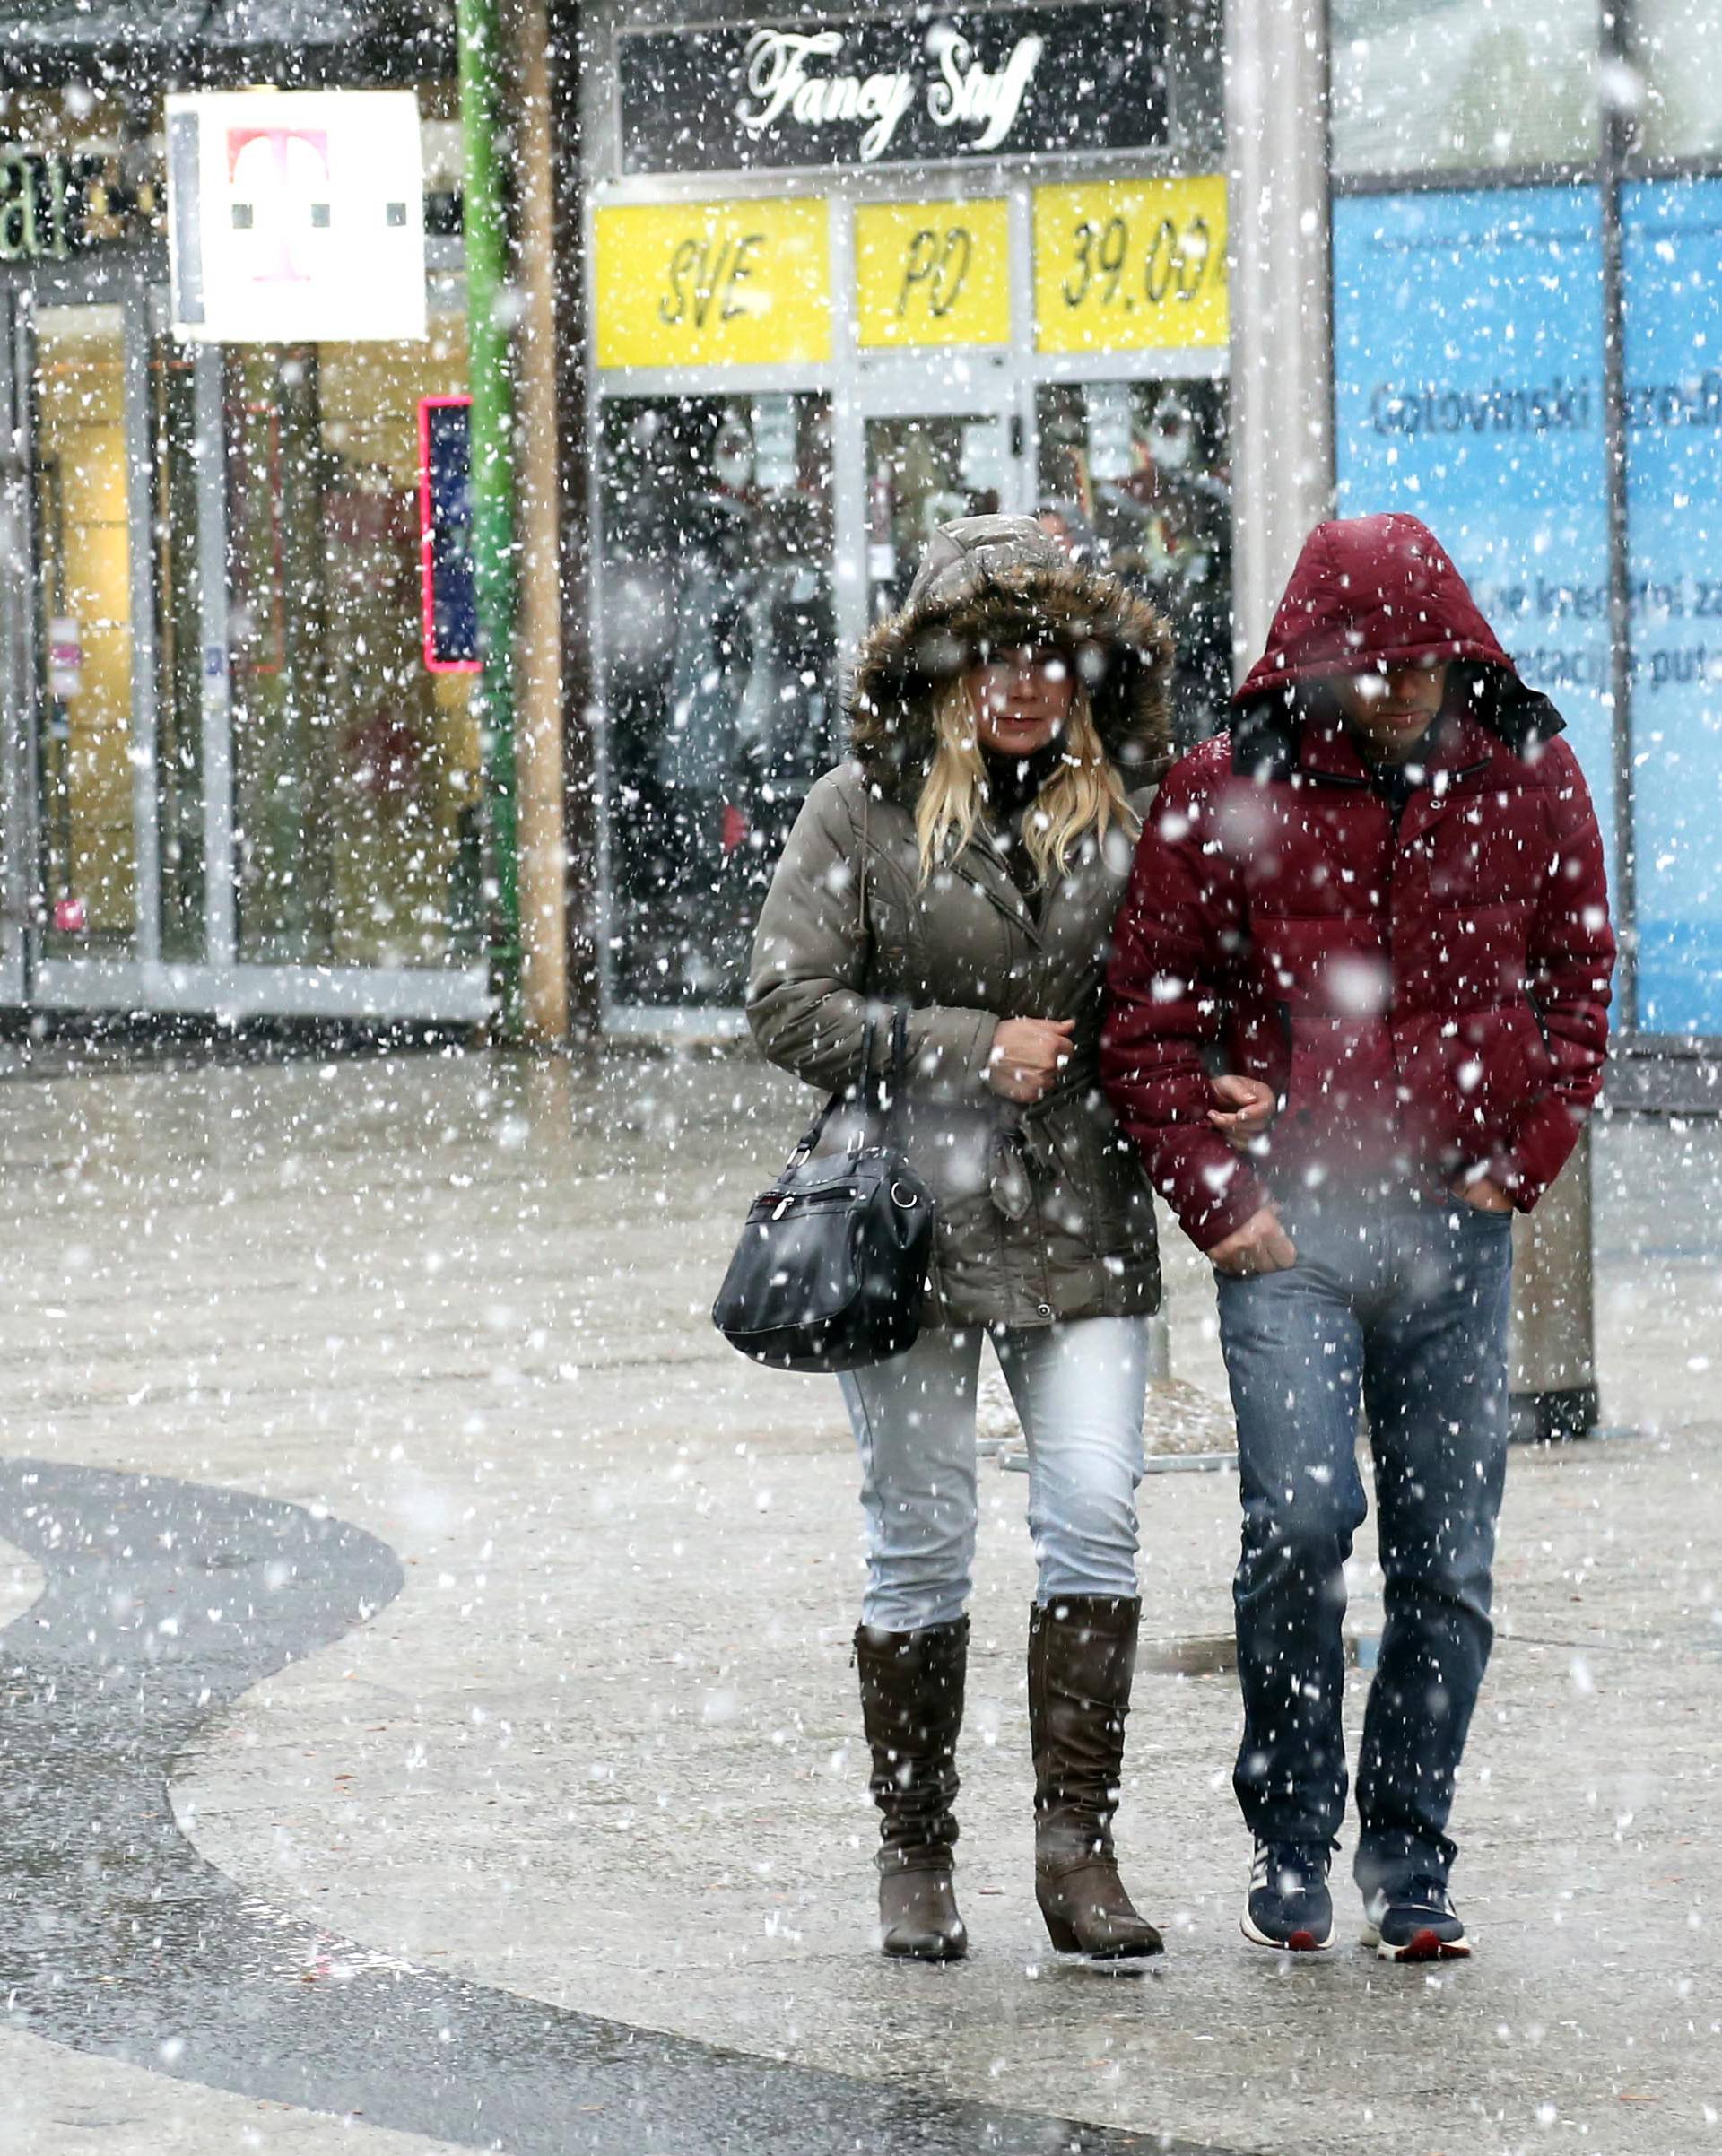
[457,0,523,1035]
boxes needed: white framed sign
[167,90,426,343]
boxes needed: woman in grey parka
[750,516,1227,1966]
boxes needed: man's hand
[1450,1172,1515,1213]
[1207,1074,1277,1153]
[1208,1204,1299,1276]
[988,1017,1075,1105]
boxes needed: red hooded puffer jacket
[1101,515,1616,1250]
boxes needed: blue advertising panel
[1622,178,1722,1037]
[1332,187,1615,900]
[417,395,480,674]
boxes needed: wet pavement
[1,1049,1718,2155]
[0,1459,1178,2155]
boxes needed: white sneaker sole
[1360,1919,1471,1962]
[1241,1905,1336,1952]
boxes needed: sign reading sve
[594,199,831,369]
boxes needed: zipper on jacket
[999,1124,1057,1322]
[1028,1166,1057,1322]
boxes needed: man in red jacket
[1102,515,1614,1962]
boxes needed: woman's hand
[988,1017,1074,1105]
[1208,1204,1299,1276]
[1207,1074,1277,1153]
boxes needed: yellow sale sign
[855,200,1011,349]
[593,198,831,369]
[1033,175,1228,354]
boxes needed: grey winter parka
[746,516,1174,1330]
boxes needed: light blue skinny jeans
[839,1317,1150,1632]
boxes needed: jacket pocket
[1427,1004,1553,1152]
[1279,1011,1398,1151]
[1038,1093,1158,1258]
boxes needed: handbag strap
[857,1004,909,1152]
[857,783,870,937]
[787,797,900,1169]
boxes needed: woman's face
[966,645,1075,756]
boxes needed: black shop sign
[617,3,1169,175]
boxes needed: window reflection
[1636,0,1722,158]
[1330,0,1599,175]
[225,283,483,970]
[600,394,835,1007]
[1038,378,1232,747]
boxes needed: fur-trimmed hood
[848,515,1174,798]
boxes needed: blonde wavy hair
[915,675,1142,887]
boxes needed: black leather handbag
[712,1010,935,1373]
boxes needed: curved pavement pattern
[0,1459,1207,2156]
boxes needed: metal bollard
[1145,1307,1171,1386]
[1509,1122,1600,1442]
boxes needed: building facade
[0,4,493,1027]
[575,0,1231,1031]
[0,1,1716,1069]
[572,0,1722,1082]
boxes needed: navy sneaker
[1361,1877,1471,1961]
[1241,1839,1335,1952]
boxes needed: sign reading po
[855,200,1010,348]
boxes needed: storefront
[1327,0,1722,1050]
[0,30,491,1026]
[579,0,1230,1029]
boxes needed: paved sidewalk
[1,1049,1718,2155]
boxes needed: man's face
[1331,659,1449,762]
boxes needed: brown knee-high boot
[853,1619,969,1962]
[1029,1596,1163,1960]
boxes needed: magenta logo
[225,126,332,284]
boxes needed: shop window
[1036,378,1231,746]
[599,393,835,1009]
[1635,0,1722,158]
[865,414,1010,621]
[32,303,137,959]
[1330,0,1599,175]
[224,277,483,971]
[1622,176,1722,1034]
[1331,187,1617,888]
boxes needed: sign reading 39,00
[1033,175,1228,355]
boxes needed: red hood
[1234,514,1517,706]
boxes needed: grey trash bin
[1509,1122,1600,1442]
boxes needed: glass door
[595,389,836,1009]
[6,279,207,987]
[29,298,146,962]
[862,408,1020,622]
[221,281,488,975]
[0,291,31,1004]
[2,265,491,1021]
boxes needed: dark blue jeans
[1215,1190,1513,1896]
